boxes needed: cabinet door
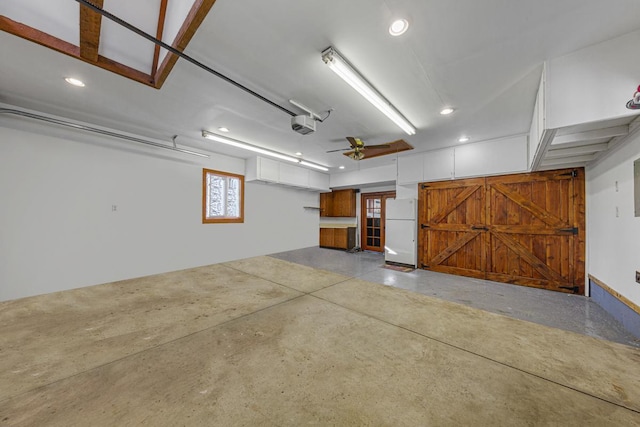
[258,157,279,182]
[279,163,309,187]
[332,189,356,217]
[333,229,348,249]
[424,148,454,181]
[309,171,330,191]
[397,155,424,184]
[319,228,334,247]
[319,192,332,217]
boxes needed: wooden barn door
[485,169,584,293]
[418,169,585,294]
[418,178,486,279]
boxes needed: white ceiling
[2,0,640,172]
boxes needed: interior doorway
[361,191,396,252]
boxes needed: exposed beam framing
[541,154,597,167]
[545,143,610,159]
[0,16,154,87]
[154,0,218,88]
[79,0,104,62]
[547,137,611,150]
[553,125,629,145]
[151,0,169,75]
[530,128,557,171]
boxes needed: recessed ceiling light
[389,19,409,36]
[64,77,85,87]
[440,107,454,115]
[458,136,470,143]
[295,152,303,156]
[218,127,230,132]
[339,166,345,170]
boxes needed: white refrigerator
[385,198,417,267]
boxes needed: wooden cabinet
[320,193,332,216]
[319,227,356,250]
[320,189,356,217]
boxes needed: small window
[202,168,244,223]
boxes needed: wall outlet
[636,271,640,284]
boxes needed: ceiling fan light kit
[321,47,416,135]
[348,150,365,160]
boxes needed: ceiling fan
[326,137,391,160]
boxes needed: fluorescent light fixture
[321,47,415,135]
[440,107,454,115]
[65,77,85,87]
[458,136,470,143]
[202,131,298,163]
[299,160,329,172]
[389,19,409,36]
[202,131,329,171]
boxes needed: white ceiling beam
[552,125,629,145]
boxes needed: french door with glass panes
[361,191,396,252]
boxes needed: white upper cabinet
[424,148,454,181]
[397,155,424,185]
[246,156,279,182]
[279,162,309,188]
[308,170,330,191]
[454,135,528,178]
[245,156,329,191]
[397,147,455,184]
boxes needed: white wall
[0,123,319,301]
[546,29,640,130]
[587,133,640,307]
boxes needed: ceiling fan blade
[346,136,359,149]
[362,144,391,149]
[326,148,351,153]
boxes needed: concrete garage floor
[1,253,640,425]
[271,247,640,348]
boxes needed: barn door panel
[418,178,486,279]
[485,170,582,293]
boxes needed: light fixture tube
[202,131,299,163]
[322,47,416,135]
[299,160,329,172]
[202,131,329,171]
